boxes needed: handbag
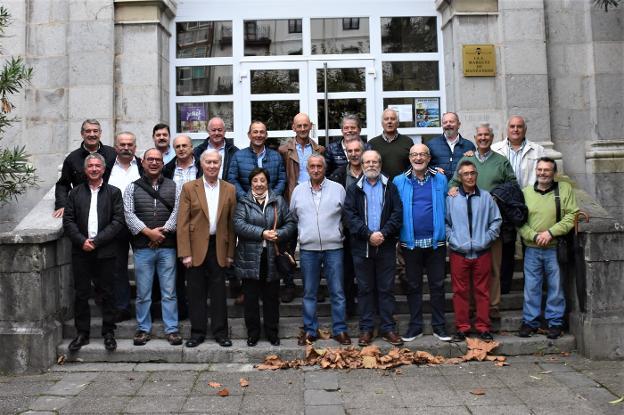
[554,183,571,264]
[273,205,296,274]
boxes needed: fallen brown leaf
[495,361,509,367]
[239,378,249,388]
[470,388,486,396]
[317,329,331,340]
[217,388,229,397]
[208,381,222,388]
[56,355,66,365]
[362,355,377,369]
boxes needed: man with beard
[107,132,142,322]
[324,114,364,176]
[152,123,175,164]
[428,112,475,181]
[344,150,403,346]
[53,119,116,218]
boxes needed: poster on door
[179,104,207,133]
[414,98,440,127]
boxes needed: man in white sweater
[289,154,350,347]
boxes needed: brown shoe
[358,331,373,347]
[298,332,318,346]
[166,332,182,346]
[382,331,404,347]
[333,332,352,346]
[234,293,245,305]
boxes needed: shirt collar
[308,178,326,190]
[176,156,195,169]
[89,179,103,191]
[382,132,398,143]
[533,180,555,194]
[202,176,219,189]
[507,138,526,152]
[445,134,460,146]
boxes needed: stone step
[88,292,525,318]
[56,334,575,364]
[63,311,525,339]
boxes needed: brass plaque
[462,44,496,77]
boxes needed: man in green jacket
[448,123,517,319]
[517,157,578,339]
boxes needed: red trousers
[450,251,491,333]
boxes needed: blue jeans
[523,247,565,328]
[134,247,179,334]
[299,249,347,336]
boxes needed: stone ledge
[114,0,176,26]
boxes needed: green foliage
[594,0,621,12]
[0,5,36,203]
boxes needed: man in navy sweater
[428,112,475,181]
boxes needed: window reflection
[251,70,299,94]
[176,66,233,96]
[317,99,367,130]
[382,61,439,91]
[251,101,300,130]
[177,21,232,58]
[381,17,437,53]
[316,68,365,93]
[311,18,370,55]
[176,102,233,133]
[244,19,303,56]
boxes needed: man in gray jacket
[446,160,501,343]
[289,154,350,347]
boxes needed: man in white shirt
[107,132,142,321]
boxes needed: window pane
[311,18,370,55]
[244,19,303,56]
[176,102,233,133]
[177,21,232,58]
[176,65,233,96]
[251,101,300,130]
[381,17,437,53]
[316,68,365,93]
[382,61,439,91]
[251,70,299,94]
[317,99,367,130]
[382,98,416,128]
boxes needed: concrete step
[88,292,525,318]
[63,311,525,339]
[56,333,575,364]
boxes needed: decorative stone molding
[114,0,176,27]
[585,140,624,171]
[436,0,498,27]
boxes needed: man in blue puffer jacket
[227,121,286,201]
[428,112,475,181]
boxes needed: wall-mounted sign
[462,44,496,77]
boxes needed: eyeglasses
[409,152,429,158]
[146,157,163,164]
[460,171,477,177]
[175,144,190,149]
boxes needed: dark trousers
[72,253,116,336]
[343,237,357,315]
[500,230,517,294]
[402,245,447,332]
[113,233,131,311]
[242,249,280,339]
[353,246,397,333]
[186,237,228,338]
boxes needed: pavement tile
[550,371,602,388]
[347,409,409,415]
[133,363,210,372]
[123,395,186,413]
[407,407,471,414]
[580,369,624,394]
[514,386,582,405]
[0,395,38,415]
[341,390,405,409]
[393,364,442,377]
[495,371,565,388]
[136,377,196,396]
[537,362,576,372]
[529,402,606,415]
[443,373,506,390]
[338,375,397,393]
[44,372,99,396]
[182,395,243,413]
[466,404,532,414]
[58,395,132,413]
[304,389,342,405]
[192,372,248,396]
[454,386,523,407]
[305,371,339,390]
[79,371,148,396]
[394,375,451,391]
[240,392,304,413]
[208,363,255,372]
[51,363,137,372]
[305,405,345,415]
[0,379,59,396]
[238,371,304,395]
[28,395,70,411]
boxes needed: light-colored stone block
[457,77,501,111]
[502,9,545,42]
[597,104,624,140]
[502,42,548,75]
[25,88,68,120]
[590,5,624,42]
[543,7,590,44]
[549,76,590,111]
[116,86,162,120]
[69,0,114,22]
[27,23,68,57]
[29,56,69,89]
[499,0,544,10]
[593,42,624,74]
[116,23,159,54]
[26,0,69,24]
[23,119,69,155]
[67,21,114,54]
[68,51,114,86]
[116,52,160,86]
[68,85,114,120]
[504,74,549,108]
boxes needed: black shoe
[114,309,132,323]
[451,331,467,342]
[185,336,204,348]
[281,286,295,303]
[103,333,117,351]
[547,326,563,340]
[68,333,89,352]
[518,324,537,338]
[268,336,280,346]
[216,337,232,347]
[317,290,326,303]
[480,331,494,342]
[433,327,452,342]
[247,336,259,347]
[133,330,151,346]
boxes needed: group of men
[55,108,578,352]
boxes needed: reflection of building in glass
[244,19,303,56]
[311,18,370,54]
[176,21,233,58]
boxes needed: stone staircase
[57,258,576,363]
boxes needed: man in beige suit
[177,149,236,348]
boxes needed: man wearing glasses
[123,149,183,347]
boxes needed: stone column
[436,0,561,161]
[113,0,176,150]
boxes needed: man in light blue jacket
[289,154,350,347]
[446,160,501,343]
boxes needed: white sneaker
[433,329,452,342]
[401,331,423,342]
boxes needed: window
[176,21,232,58]
[342,17,360,30]
[244,19,302,56]
[288,19,302,33]
[311,17,370,54]
[381,17,437,53]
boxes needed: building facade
[1,0,623,230]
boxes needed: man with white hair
[367,108,413,180]
[344,150,403,347]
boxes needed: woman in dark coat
[233,167,296,346]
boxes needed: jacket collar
[355,173,388,189]
[402,166,438,178]
[458,185,481,197]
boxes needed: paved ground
[1,353,622,414]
